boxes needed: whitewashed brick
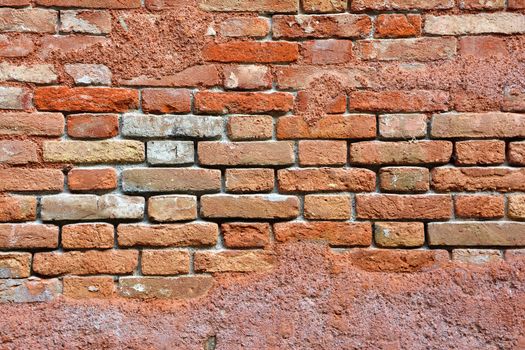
[147,141,194,165]
[64,64,112,86]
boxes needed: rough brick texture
[0,3,524,347]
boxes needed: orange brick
[455,140,505,165]
[454,195,504,219]
[221,223,270,248]
[141,250,190,275]
[298,140,347,166]
[304,195,351,220]
[195,91,293,114]
[0,196,36,222]
[67,114,118,139]
[62,223,114,249]
[375,14,422,38]
[194,251,275,273]
[274,221,372,246]
[63,276,116,299]
[141,88,192,114]
[227,116,273,141]
[68,168,118,192]
[203,42,299,63]
[34,87,139,112]
[225,168,274,193]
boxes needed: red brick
[218,17,270,38]
[302,0,347,12]
[0,0,30,6]
[39,35,108,58]
[350,90,449,112]
[356,194,452,220]
[275,66,374,90]
[198,141,294,166]
[63,276,115,299]
[459,36,508,58]
[117,223,218,247]
[431,167,525,192]
[142,88,191,114]
[375,14,421,38]
[0,35,34,57]
[0,168,63,192]
[455,140,505,165]
[194,251,275,273]
[200,0,298,13]
[274,222,372,246]
[454,195,504,219]
[379,167,429,193]
[357,38,456,61]
[34,87,139,113]
[68,168,117,192]
[62,223,114,249]
[432,112,525,138]
[33,250,138,276]
[122,168,221,193]
[0,9,57,33]
[36,0,141,8]
[227,115,273,141]
[272,14,371,39]
[225,168,274,193]
[0,112,64,136]
[304,194,351,220]
[278,168,376,193]
[0,252,31,278]
[277,114,376,139]
[223,65,272,90]
[203,42,299,63]
[374,222,425,248]
[0,196,36,222]
[0,140,38,165]
[351,0,453,10]
[119,65,220,88]
[145,0,193,10]
[294,92,347,114]
[67,113,119,139]
[195,91,293,114]
[200,194,299,219]
[298,140,347,166]
[508,142,525,165]
[509,0,525,8]
[0,224,58,249]
[336,249,448,273]
[350,141,452,165]
[302,40,353,64]
[141,250,190,275]
[222,223,270,248]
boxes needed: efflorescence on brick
[0,0,524,307]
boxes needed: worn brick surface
[0,0,523,321]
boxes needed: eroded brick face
[0,0,523,326]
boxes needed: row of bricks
[3,139,525,166]
[4,192,525,222]
[1,219,525,252]
[2,138,525,167]
[1,8,525,36]
[4,111,525,141]
[7,166,525,192]
[4,248,523,301]
[2,0,524,11]
[3,87,523,114]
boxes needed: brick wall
[0,0,524,303]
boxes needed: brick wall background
[0,0,524,347]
